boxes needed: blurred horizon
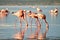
[0,0,60,5]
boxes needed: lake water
[0,5,60,40]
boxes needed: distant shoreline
[0,5,60,6]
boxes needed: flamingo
[49,8,58,16]
[27,10,41,39]
[0,9,9,24]
[0,9,9,19]
[54,8,58,13]
[12,9,28,39]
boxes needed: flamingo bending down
[27,10,41,39]
[12,9,28,39]
[36,8,42,12]
[0,9,9,24]
[37,13,49,40]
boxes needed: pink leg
[14,18,18,33]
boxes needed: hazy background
[0,0,60,5]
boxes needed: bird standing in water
[0,9,9,24]
[49,8,58,16]
[12,9,28,40]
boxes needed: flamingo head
[5,10,9,13]
[23,10,26,13]
[1,8,9,13]
[24,10,26,12]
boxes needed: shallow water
[0,5,60,40]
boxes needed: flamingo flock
[12,9,49,40]
[0,7,58,40]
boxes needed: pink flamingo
[0,9,9,24]
[12,9,28,39]
[0,9,9,19]
[27,10,41,39]
[49,8,58,16]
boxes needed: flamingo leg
[35,18,41,38]
[44,19,49,31]
[36,18,41,33]
[42,19,49,39]
[14,18,18,33]
[19,18,28,40]
[19,18,22,33]
[37,19,41,32]
[30,18,33,34]
[23,18,28,33]
[4,15,8,24]
[5,16,7,24]
[43,22,49,39]
[1,17,4,24]
[29,17,33,34]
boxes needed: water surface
[0,5,60,40]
